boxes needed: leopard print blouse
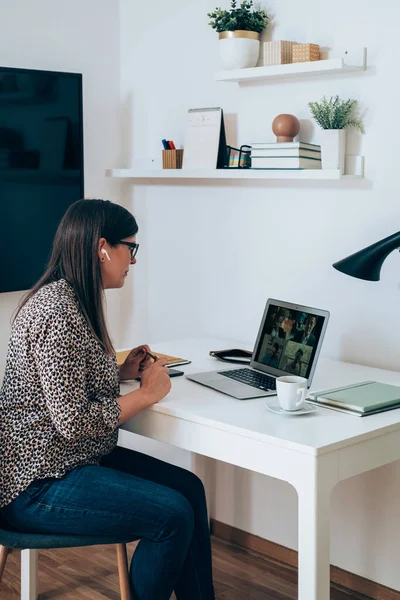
[0,279,121,509]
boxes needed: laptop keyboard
[218,368,276,392]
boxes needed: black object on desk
[209,348,252,365]
[167,368,184,377]
[135,368,184,382]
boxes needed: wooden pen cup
[162,149,184,169]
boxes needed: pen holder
[162,149,184,169]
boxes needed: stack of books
[307,381,400,416]
[250,142,321,170]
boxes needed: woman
[0,199,215,600]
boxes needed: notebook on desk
[116,350,191,368]
[307,381,400,416]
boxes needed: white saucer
[264,400,317,416]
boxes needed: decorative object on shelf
[226,144,251,168]
[309,95,364,131]
[272,114,300,143]
[263,41,294,66]
[208,0,268,70]
[292,43,320,63]
[250,141,321,170]
[321,128,346,173]
[182,107,228,169]
[333,232,400,282]
[308,95,364,174]
[162,149,184,169]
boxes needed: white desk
[22,338,400,600]
[117,338,400,600]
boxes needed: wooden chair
[0,522,135,600]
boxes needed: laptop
[186,299,330,399]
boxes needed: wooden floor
[0,536,372,600]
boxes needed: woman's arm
[33,313,121,440]
[117,359,171,425]
[33,312,171,437]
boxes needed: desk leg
[295,454,338,600]
[190,454,216,525]
[21,549,38,600]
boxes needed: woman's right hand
[140,358,171,405]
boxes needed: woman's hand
[117,357,172,424]
[140,358,172,404]
[119,345,155,381]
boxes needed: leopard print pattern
[0,279,121,509]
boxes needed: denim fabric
[1,447,215,600]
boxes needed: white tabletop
[120,338,400,456]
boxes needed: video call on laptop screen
[253,303,326,379]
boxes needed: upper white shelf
[106,168,359,181]
[215,48,367,83]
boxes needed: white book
[251,156,321,169]
[251,148,321,159]
[251,142,320,150]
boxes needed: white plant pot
[321,129,346,174]
[219,30,260,70]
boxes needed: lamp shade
[332,231,400,281]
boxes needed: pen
[146,350,158,361]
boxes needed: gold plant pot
[218,30,260,41]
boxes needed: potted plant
[308,95,364,173]
[208,0,268,70]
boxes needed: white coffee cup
[276,376,307,411]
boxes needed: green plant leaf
[308,95,364,132]
[208,0,268,32]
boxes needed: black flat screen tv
[0,66,84,293]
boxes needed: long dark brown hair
[15,199,138,355]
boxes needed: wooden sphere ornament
[272,114,300,143]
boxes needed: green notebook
[308,381,400,416]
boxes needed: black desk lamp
[332,232,400,281]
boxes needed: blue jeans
[1,447,215,600]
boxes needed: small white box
[263,41,294,66]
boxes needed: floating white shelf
[106,168,361,181]
[215,49,367,83]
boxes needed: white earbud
[101,249,111,261]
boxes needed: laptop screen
[253,301,328,380]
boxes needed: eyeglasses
[118,241,139,260]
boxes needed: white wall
[120,0,400,590]
[0,0,126,373]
